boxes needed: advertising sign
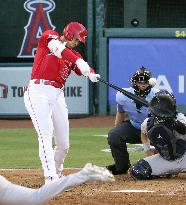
[0,67,89,116]
[109,38,186,105]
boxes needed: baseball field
[0,116,185,205]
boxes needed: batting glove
[88,73,100,82]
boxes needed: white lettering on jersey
[47,34,58,40]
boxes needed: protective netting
[147,0,186,28]
[104,0,186,28]
[104,0,124,28]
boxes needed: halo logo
[18,0,56,58]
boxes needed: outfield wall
[98,28,186,115]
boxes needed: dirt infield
[0,116,186,205]
[0,116,115,129]
[0,169,185,205]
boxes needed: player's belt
[33,79,64,89]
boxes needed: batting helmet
[130,66,152,97]
[63,22,87,44]
[149,90,177,120]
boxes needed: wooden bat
[98,78,149,107]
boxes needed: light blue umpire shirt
[116,87,159,130]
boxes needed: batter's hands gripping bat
[98,78,149,107]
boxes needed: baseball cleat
[81,163,115,182]
[106,164,129,175]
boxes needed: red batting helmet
[63,22,87,44]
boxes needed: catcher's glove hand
[172,120,186,134]
[148,123,174,143]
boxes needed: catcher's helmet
[130,66,152,97]
[63,22,87,44]
[149,90,177,120]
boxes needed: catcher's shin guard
[130,159,152,180]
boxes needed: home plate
[111,189,155,193]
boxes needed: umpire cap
[149,90,177,120]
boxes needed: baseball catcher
[130,90,186,179]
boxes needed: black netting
[104,0,124,28]
[104,0,186,28]
[147,0,186,28]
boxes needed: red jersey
[31,30,83,85]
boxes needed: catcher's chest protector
[147,117,186,160]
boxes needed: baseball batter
[130,90,186,179]
[106,67,159,175]
[0,163,114,205]
[24,22,100,183]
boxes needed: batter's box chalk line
[111,189,181,195]
[94,135,155,153]
[111,189,155,193]
[101,144,154,153]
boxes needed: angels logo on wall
[18,0,56,58]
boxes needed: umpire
[106,67,159,175]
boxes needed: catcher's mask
[130,66,152,97]
[149,90,177,122]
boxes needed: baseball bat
[98,78,149,107]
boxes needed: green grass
[0,128,145,168]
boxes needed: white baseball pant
[24,80,69,181]
[144,152,186,176]
[0,163,115,205]
[0,172,91,205]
